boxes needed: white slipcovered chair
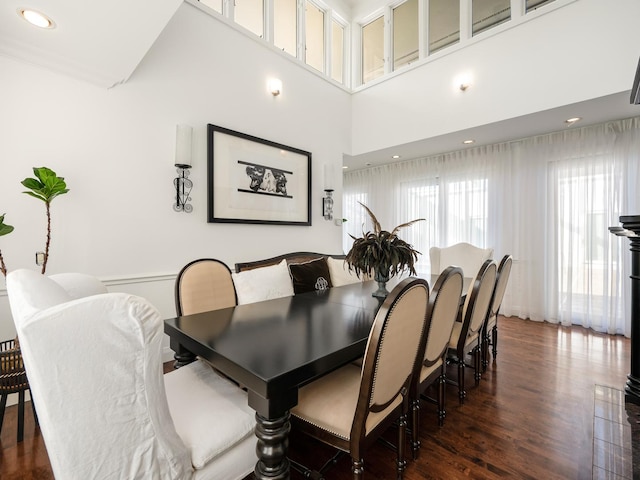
[429,242,494,278]
[6,269,256,480]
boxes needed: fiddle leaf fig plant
[345,202,425,279]
[0,213,14,277]
[21,167,69,274]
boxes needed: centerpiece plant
[345,202,424,298]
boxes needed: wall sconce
[323,164,334,221]
[268,78,282,96]
[323,190,334,221]
[173,124,193,213]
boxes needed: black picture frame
[207,124,312,225]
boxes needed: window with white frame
[444,178,489,246]
[554,161,618,319]
[331,18,345,83]
[274,0,297,56]
[234,0,264,37]
[400,178,440,274]
[361,15,385,84]
[392,0,419,71]
[526,0,555,13]
[198,0,223,14]
[429,0,460,53]
[472,0,511,36]
[305,1,325,72]
[342,192,369,255]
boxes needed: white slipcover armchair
[429,242,494,278]
[6,269,256,480]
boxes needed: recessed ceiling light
[18,8,55,28]
[342,166,348,169]
[463,139,475,144]
[565,117,582,126]
[392,155,401,159]
[365,162,372,166]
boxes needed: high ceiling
[2,0,638,170]
[0,0,182,88]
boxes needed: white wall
[350,0,640,155]
[0,3,351,342]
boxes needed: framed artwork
[207,124,312,225]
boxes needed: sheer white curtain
[343,117,640,336]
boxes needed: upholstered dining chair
[429,242,493,278]
[482,254,513,371]
[446,259,497,404]
[409,266,463,459]
[290,277,429,480]
[7,269,256,480]
[175,258,237,315]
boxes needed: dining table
[164,274,470,480]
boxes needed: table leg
[169,338,196,368]
[254,412,291,480]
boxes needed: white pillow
[327,257,362,287]
[232,259,294,305]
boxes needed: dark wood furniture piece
[610,216,640,404]
[234,251,345,272]
[164,275,469,479]
[0,338,37,442]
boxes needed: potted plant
[21,167,69,274]
[345,202,424,298]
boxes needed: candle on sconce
[323,164,335,191]
[175,124,193,168]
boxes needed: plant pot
[372,268,390,298]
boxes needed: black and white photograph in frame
[207,124,312,225]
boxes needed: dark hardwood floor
[0,316,631,479]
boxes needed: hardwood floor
[0,316,631,479]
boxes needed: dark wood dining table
[164,274,468,479]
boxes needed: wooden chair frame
[291,278,429,479]
[409,266,463,459]
[447,260,497,403]
[482,255,513,372]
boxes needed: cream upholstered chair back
[423,267,464,366]
[356,278,428,437]
[175,258,237,315]
[6,269,257,480]
[462,260,497,345]
[429,242,494,278]
[487,255,513,328]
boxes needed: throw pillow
[231,259,294,305]
[288,258,332,294]
[327,257,362,287]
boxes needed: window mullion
[384,6,392,75]
[324,8,331,76]
[459,0,471,41]
[265,0,274,44]
[298,0,305,62]
[226,0,235,20]
[419,0,428,59]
